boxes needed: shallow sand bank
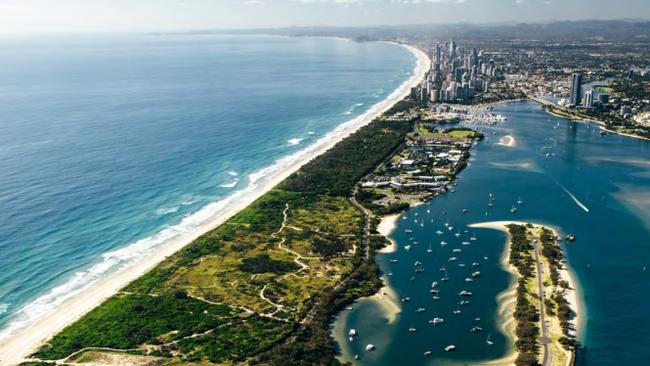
[0,43,431,366]
[377,214,400,253]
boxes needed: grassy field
[27,110,414,365]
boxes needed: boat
[415,268,424,273]
[416,307,426,313]
[414,261,422,266]
[448,226,454,231]
[436,230,444,235]
[405,229,413,233]
[517,196,523,205]
[458,263,465,267]
[445,345,456,352]
[349,329,357,337]
[471,326,484,332]
[510,204,517,213]
[486,333,494,345]
[460,300,470,305]
[472,262,480,267]
[459,290,472,297]
[455,229,461,237]
[409,326,417,332]
[404,245,412,251]
[453,248,462,253]
[355,354,360,360]
[432,295,441,300]
[424,351,432,356]
[441,270,450,281]
[431,317,444,325]
[470,232,477,241]
[565,234,575,242]
[439,266,446,272]
[465,277,474,282]
[462,208,468,214]
[427,244,433,253]
[389,259,398,263]
[431,281,438,288]
[453,309,461,315]
[462,241,470,245]
[448,256,457,262]
[440,240,447,246]
[472,271,481,277]
[365,344,375,351]
[349,336,354,342]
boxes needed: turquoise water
[0,34,416,337]
[334,101,650,365]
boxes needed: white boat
[416,307,426,313]
[349,329,357,337]
[472,262,480,267]
[453,308,461,315]
[424,351,432,356]
[366,344,375,351]
[431,281,438,288]
[404,245,412,251]
[486,333,494,345]
[471,326,484,332]
[440,240,447,246]
[436,230,444,235]
[470,232,477,241]
[459,290,472,296]
[427,244,433,253]
[510,205,517,213]
[472,271,481,277]
[445,345,456,352]
[462,241,470,245]
[453,248,462,253]
[405,229,413,233]
[465,277,474,282]
[408,326,417,332]
[448,256,457,262]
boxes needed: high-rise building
[570,73,583,106]
[583,89,595,108]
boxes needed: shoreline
[469,220,582,366]
[531,97,650,142]
[0,42,431,366]
[376,213,400,253]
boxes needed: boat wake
[558,184,590,213]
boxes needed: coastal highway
[532,236,552,366]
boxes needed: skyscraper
[570,73,583,106]
[583,89,595,108]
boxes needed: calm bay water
[0,34,416,336]
[334,101,650,366]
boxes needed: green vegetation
[32,104,414,365]
[240,254,299,274]
[506,224,541,366]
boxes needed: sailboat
[427,244,433,253]
[486,333,494,345]
[510,204,517,213]
[517,196,523,205]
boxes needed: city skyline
[0,0,649,35]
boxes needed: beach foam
[287,138,303,146]
[0,41,430,365]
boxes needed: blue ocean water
[334,101,650,365]
[0,34,416,336]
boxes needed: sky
[0,0,648,35]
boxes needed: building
[582,89,595,108]
[570,73,582,106]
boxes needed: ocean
[332,101,650,365]
[0,34,417,338]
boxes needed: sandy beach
[377,214,400,253]
[0,43,431,366]
[469,220,582,366]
